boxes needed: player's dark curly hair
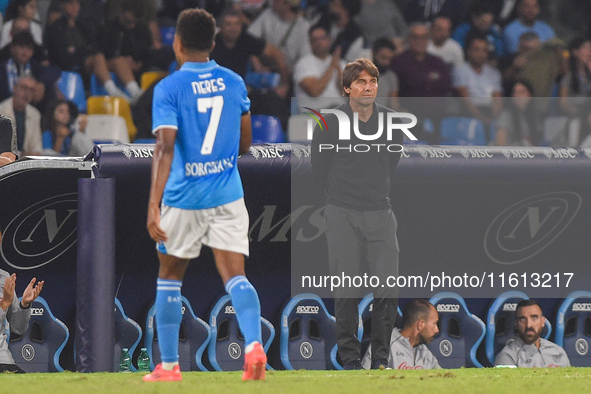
[176,8,216,52]
[341,58,379,97]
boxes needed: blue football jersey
[152,60,250,209]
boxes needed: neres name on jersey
[192,78,226,95]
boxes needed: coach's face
[345,69,377,107]
[418,305,439,345]
[516,305,545,345]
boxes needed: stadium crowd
[0,0,588,152]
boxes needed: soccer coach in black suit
[311,58,404,370]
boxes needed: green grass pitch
[3,368,591,393]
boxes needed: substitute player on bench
[144,8,266,382]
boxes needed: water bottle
[137,348,151,372]
[119,348,132,373]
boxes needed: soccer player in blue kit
[144,8,266,382]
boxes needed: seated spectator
[559,37,591,144]
[0,0,43,49]
[248,0,312,70]
[41,99,93,156]
[210,9,290,87]
[495,79,542,146]
[504,32,565,112]
[453,32,503,129]
[452,2,505,63]
[391,23,452,143]
[293,24,346,106]
[404,0,469,29]
[98,0,150,103]
[428,16,464,71]
[391,23,452,98]
[45,0,130,100]
[0,114,17,167]
[0,16,47,62]
[0,269,44,373]
[46,0,105,46]
[371,37,398,109]
[355,0,407,50]
[0,75,42,155]
[503,0,555,55]
[0,31,60,112]
[103,0,174,71]
[361,299,441,370]
[495,299,570,367]
[317,0,367,62]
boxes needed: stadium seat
[251,115,285,143]
[57,71,87,113]
[555,291,591,367]
[427,292,485,368]
[145,296,211,371]
[8,296,69,372]
[207,295,275,371]
[140,71,168,90]
[288,114,312,142]
[160,26,175,46]
[113,298,142,372]
[440,117,487,146]
[90,73,130,97]
[84,114,129,143]
[87,96,137,141]
[358,294,403,361]
[485,291,552,365]
[280,293,339,370]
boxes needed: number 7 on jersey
[197,96,224,155]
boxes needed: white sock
[126,81,143,98]
[245,342,260,353]
[161,361,178,371]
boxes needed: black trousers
[324,204,399,366]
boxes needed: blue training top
[152,60,250,210]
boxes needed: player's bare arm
[240,113,252,155]
[147,128,177,243]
